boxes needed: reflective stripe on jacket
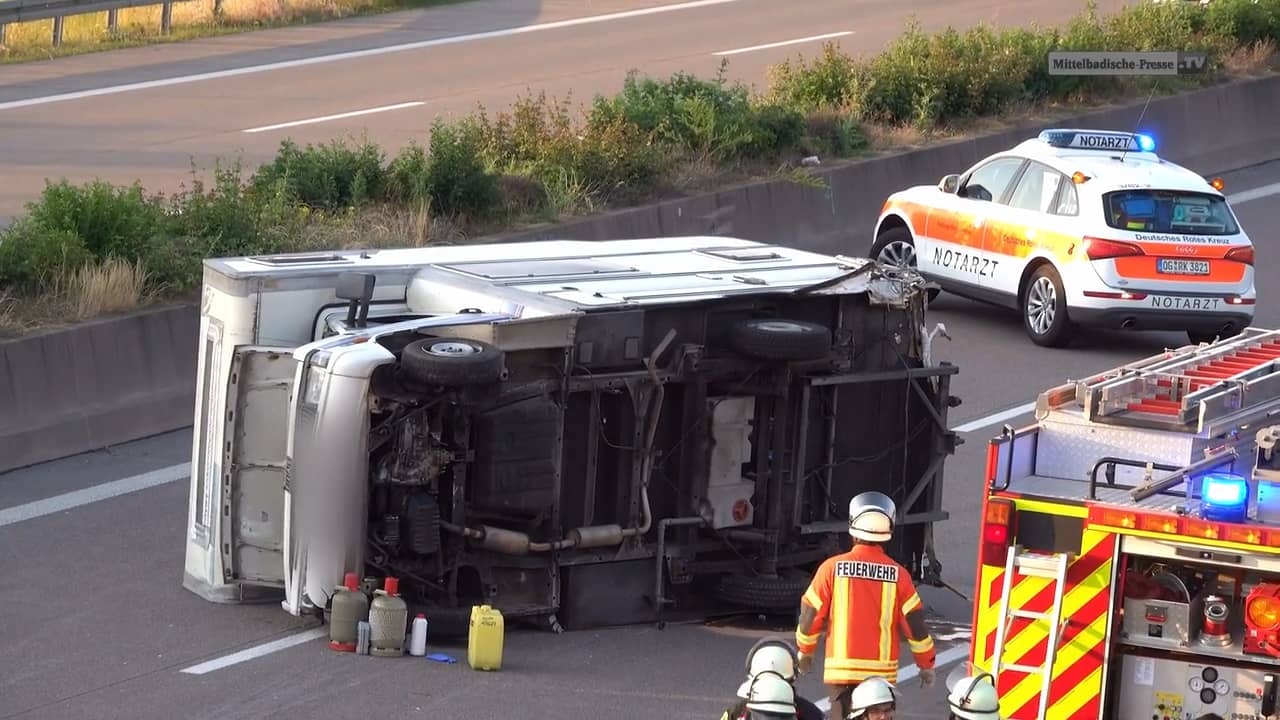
[794,543,937,685]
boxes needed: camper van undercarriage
[181,239,960,633]
[349,294,958,631]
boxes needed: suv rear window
[1103,189,1239,236]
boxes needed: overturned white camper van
[182,236,960,631]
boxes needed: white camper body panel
[183,237,894,611]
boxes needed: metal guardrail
[0,0,198,46]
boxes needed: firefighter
[728,670,796,720]
[846,677,897,719]
[719,638,824,720]
[794,490,937,719]
[946,672,1002,720]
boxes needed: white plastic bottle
[409,613,428,657]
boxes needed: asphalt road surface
[0,0,1133,223]
[2,157,1276,719]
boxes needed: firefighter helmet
[847,677,897,717]
[736,637,798,698]
[849,491,896,542]
[947,672,1002,720]
[744,671,795,715]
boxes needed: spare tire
[715,573,808,612]
[401,337,505,387]
[729,318,832,362]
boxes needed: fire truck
[972,328,1280,720]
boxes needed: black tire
[1021,264,1073,348]
[715,573,808,612]
[401,337,505,387]
[869,226,940,302]
[1189,326,1243,345]
[730,318,832,362]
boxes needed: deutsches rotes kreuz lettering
[835,560,899,583]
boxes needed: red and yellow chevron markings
[974,526,1117,720]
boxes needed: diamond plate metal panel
[1035,411,1198,485]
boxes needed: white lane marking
[953,403,1035,434]
[0,0,741,112]
[812,643,972,712]
[243,100,425,133]
[180,627,327,675]
[1227,181,1280,204]
[0,462,190,528]
[712,30,853,57]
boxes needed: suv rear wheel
[1022,265,1073,348]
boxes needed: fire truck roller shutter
[974,503,1118,719]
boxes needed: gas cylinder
[329,572,369,652]
[369,576,409,657]
[467,604,504,671]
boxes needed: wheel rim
[755,320,808,333]
[877,240,916,268]
[426,341,479,357]
[1026,276,1058,335]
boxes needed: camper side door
[220,345,297,590]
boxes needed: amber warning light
[1245,583,1280,658]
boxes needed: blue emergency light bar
[1038,129,1156,153]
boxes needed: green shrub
[767,43,864,112]
[424,117,501,219]
[588,64,807,161]
[22,179,167,262]
[0,217,93,290]
[1202,0,1280,46]
[250,137,386,213]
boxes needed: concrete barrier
[2,73,1278,473]
[0,304,198,474]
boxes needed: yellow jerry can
[467,604,505,671]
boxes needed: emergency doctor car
[870,128,1257,347]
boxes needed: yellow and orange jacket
[794,542,936,685]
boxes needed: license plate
[1157,259,1210,276]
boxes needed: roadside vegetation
[1,0,1278,336]
[0,0,466,63]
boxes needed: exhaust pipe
[1121,318,1137,329]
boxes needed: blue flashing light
[1201,471,1249,523]
[1135,133,1157,153]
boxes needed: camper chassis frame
[366,295,961,633]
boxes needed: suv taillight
[1226,246,1255,265]
[981,498,1016,567]
[1084,237,1144,260]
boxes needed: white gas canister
[409,614,428,657]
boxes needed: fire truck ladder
[991,547,1072,720]
[1070,328,1280,433]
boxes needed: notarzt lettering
[1148,296,1221,311]
[834,560,900,583]
[1077,134,1131,150]
[933,247,998,277]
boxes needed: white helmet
[849,491,896,543]
[744,671,796,716]
[948,673,1002,720]
[847,677,897,717]
[736,638,798,698]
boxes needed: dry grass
[58,256,151,321]
[0,257,150,335]
[1224,39,1280,77]
[306,202,467,249]
[0,0,461,62]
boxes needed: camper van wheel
[401,337,506,387]
[714,572,808,612]
[729,318,832,362]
